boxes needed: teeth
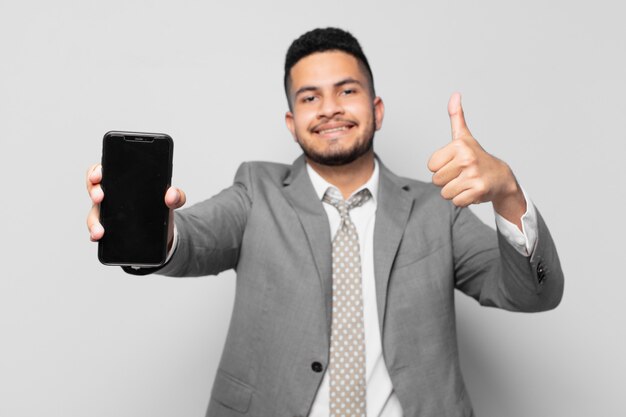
[319,126,349,134]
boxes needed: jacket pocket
[211,370,254,413]
[393,242,447,270]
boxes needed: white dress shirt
[305,160,538,417]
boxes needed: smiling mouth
[312,122,356,136]
[317,126,351,135]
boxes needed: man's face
[285,51,384,166]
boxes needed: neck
[306,151,375,200]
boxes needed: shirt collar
[306,158,379,203]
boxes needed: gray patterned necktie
[323,188,372,417]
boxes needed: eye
[341,88,357,96]
[301,95,317,103]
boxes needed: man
[87,28,563,417]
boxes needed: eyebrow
[294,77,364,98]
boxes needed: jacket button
[537,262,546,283]
[311,362,323,373]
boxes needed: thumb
[448,92,471,140]
[165,186,186,210]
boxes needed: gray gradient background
[1,1,624,416]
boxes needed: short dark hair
[284,27,375,109]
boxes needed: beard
[296,117,376,167]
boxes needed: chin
[302,141,373,167]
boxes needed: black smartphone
[98,131,174,267]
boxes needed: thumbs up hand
[427,93,526,228]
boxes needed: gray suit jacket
[154,155,563,417]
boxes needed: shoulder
[233,160,293,184]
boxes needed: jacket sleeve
[452,204,564,312]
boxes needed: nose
[317,95,344,119]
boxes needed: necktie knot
[323,188,372,219]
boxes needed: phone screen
[98,132,173,267]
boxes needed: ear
[285,111,297,142]
[373,96,385,131]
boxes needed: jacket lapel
[281,155,418,337]
[374,160,415,334]
[282,156,333,334]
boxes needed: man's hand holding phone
[86,163,186,249]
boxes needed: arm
[451,203,564,312]
[156,163,253,277]
[87,162,252,277]
[427,93,563,311]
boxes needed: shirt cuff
[494,187,538,257]
[164,223,179,264]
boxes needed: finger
[89,184,104,204]
[87,205,104,241]
[440,175,472,201]
[86,164,104,204]
[431,159,463,187]
[165,186,186,210]
[448,92,471,140]
[427,143,456,173]
[86,164,102,189]
[452,188,482,207]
